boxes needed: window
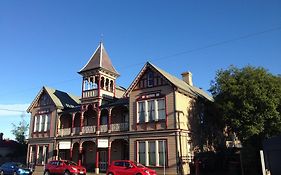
[148,100,155,121]
[114,161,124,167]
[137,98,166,123]
[137,140,167,167]
[147,72,154,87]
[158,140,167,166]
[138,102,145,123]
[35,116,40,132]
[33,115,50,132]
[157,99,165,120]
[148,141,156,166]
[138,142,146,165]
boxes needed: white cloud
[0,103,30,116]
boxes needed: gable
[35,91,53,107]
[133,67,170,91]
[27,86,81,113]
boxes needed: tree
[11,114,29,144]
[209,65,281,144]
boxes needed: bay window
[137,140,167,167]
[137,98,166,123]
[33,114,51,132]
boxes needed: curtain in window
[35,116,40,132]
[157,99,166,120]
[149,141,156,166]
[148,100,155,121]
[138,102,145,122]
[158,140,167,166]
[138,142,146,165]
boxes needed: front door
[99,150,108,172]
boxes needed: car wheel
[136,173,142,175]
[108,173,114,175]
[64,171,70,175]
[44,171,50,175]
[0,170,4,175]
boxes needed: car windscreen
[133,162,145,168]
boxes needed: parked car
[0,162,32,175]
[107,160,157,175]
[44,160,86,175]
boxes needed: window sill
[137,120,166,124]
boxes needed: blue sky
[0,0,280,139]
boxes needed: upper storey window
[147,72,154,87]
[137,98,166,123]
[33,114,50,132]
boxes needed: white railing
[58,128,71,136]
[72,127,80,135]
[82,89,98,98]
[111,123,129,132]
[100,125,108,133]
[82,125,96,134]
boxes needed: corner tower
[78,42,119,105]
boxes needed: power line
[0,25,280,98]
[119,25,281,68]
[0,108,27,113]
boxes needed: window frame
[136,139,167,167]
[137,97,166,123]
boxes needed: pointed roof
[27,86,81,112]
[125,62,213,101]
[79,42,119,76]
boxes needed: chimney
[181,71,193,86]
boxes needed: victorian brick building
[27,42,213,175]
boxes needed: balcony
[82,125,96,134]
[82,89,98,98]
[111,123,128,132]
[58,128,71,136]
[100,125,108,133]
[72,127,80,135]
[57,122,129,137]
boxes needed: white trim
[33,116,37,132]
[155,141,159,166]
[145,141,149,166]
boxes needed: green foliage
[210,65,281,142]
[11,114,29,144]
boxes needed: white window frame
[137,98,166,123]
[137,140,167,167]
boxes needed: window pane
[147,72,154,87]
[157,99,166,120]
[138,142,146,165]
[158,140,167,166]
[138,102,145,123]
[35,116,40,132]
[148,100,155,122]
[148,141,156,166]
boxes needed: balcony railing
[72,127,80,135]
[82,125,96,134]
[111,123,129,132]
[57,123,129,137]
[58,128,71,136]
[100,125,108,133]
[82,89,98,98]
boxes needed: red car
[44,160,86,175]
[106,160,157,175]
